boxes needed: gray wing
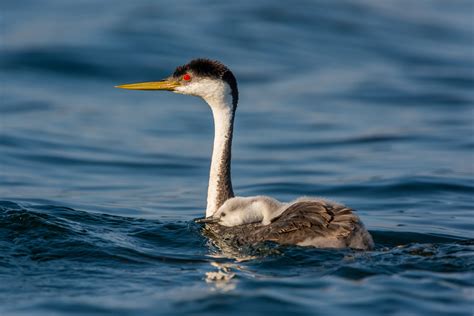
[205,200,373,250]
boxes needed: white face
[213,209,248,227]
[173,74,233,111]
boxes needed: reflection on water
[1,0,474,315]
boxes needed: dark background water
[1,1,473,315]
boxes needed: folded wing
[205,199,373,250]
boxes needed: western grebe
[116,58,374,250]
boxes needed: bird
[116,58,374,250]
[204,196,285,226]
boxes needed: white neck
[203,83,235,217]
[241,207,264,224]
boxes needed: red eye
[183,74,191,81]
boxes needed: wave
[240,176,474,197]
[1,200,472,316]
[1,200,470,262]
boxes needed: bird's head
[116,58,238,111]
[195,208,245,227]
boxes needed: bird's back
[205,198,374,250]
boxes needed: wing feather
[205,199,373,250]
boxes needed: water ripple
[1,0,473,315]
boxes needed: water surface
[1,1,473,315]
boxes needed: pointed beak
[115,79,180,91]
[195,216,220,224]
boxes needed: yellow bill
[115,80,180,91]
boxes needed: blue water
[1,1,474,315]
